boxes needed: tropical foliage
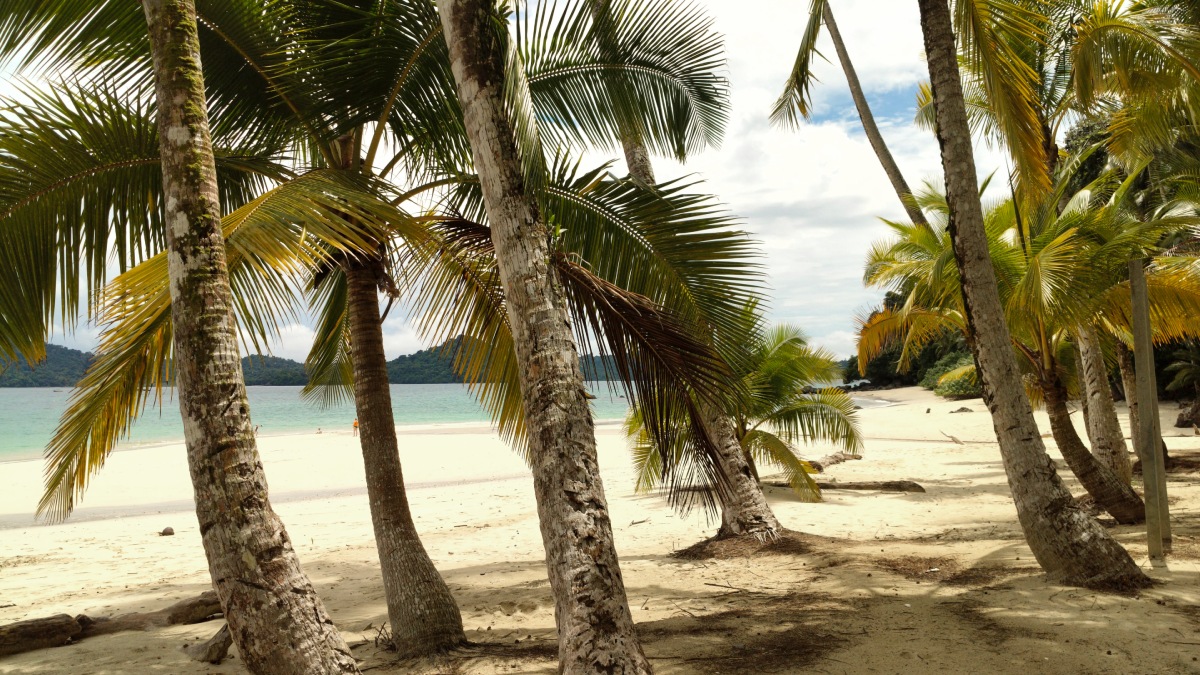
[627,312,862,505]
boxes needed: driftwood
[0,614,82,657]
[768,479,926,493]
[183,623,232,664]
[806,452,862,473]
[0,591,221,657]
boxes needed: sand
[1,387,1199,674]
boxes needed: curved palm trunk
[591,7,776,538]
[918,0,1147,589]
[141,1,358,671]
[1076,326,1133,483]
[1040,373,1144,524]
[700,405,781,539]
[823,3,927,227]
[344,261,466,655]
[439,1,650,670]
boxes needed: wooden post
[1129,259,1169,558]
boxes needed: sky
[5,0,1007,362]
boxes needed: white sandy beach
[1,387,1199,674]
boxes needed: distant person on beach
[316,428,322,434]
[353,418,359,437]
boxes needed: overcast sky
[8,0,1006,362]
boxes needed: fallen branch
[0,615,81,657]
[806,452,862,473]
[0,591,221,658]
[767,480,926,493]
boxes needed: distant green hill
[241,355,308,386]
[1,342,621,387]
[0,344,93,387]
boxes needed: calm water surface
[0,383,632,461]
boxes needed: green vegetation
[0,344,93,387]
[0,343,623,388]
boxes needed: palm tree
[916,0,1148,588]
[438,0,652,668]
[772,0,927,226]
[862,165,1200,522]
[627,317,862,538]
[141,0,357,671]
[0,0,734,657]
[581,0,795,540]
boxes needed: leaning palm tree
[1,0,734,658]
[772,0,927,226]
[627,316,862,538]
[862,165,1200,522]
[17,0,359,671]
[916,0,1151,588]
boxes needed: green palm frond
[523,0,728,159]
[770,0,828,129]
[0,82,287,359]
[741,428,820,502]
[762,388,862,454]
[37,168,411,520]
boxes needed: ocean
[0,383,633,462]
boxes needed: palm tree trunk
[1117,341,1170,462]
[1076,326,1133,483]
[1179,386,1200,428]
[141,1,358,671]
[823,3,927,227]
[438,1,650,670]
[917,0,1147,589]
[344,260,466,655]
[699,405,781,539]
[1040,372,1144,524]
[589,0,777,538]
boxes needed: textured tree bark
[1041,374,1144,524]
[183,624,233,664]
[438,1,651,670]
[1117,342,1170,462]
[344,261,466,655]
[0,615,81,657]
[807,451,862,472]
[1076,326,1133,483]
[699,405,782,540]
[141,1,359,672]
[917,0,1147,588]
[823,3,927,227]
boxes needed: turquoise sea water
[0,383,632,462]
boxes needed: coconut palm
[862,161,1200,522]
[627,315,862,537]
[772,0,927,226]
[912,0,1149,587]
[0,0,735,659]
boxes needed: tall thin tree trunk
[438,1,650,670]
[1040,372,1144,524]
[700,405,781,539]
[823,3,927,227]
[1076,326,1133,483]
[1117,341,1170,462]
[917,0,1147,588]
[141,1,359,671]
[345,260,466,655]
